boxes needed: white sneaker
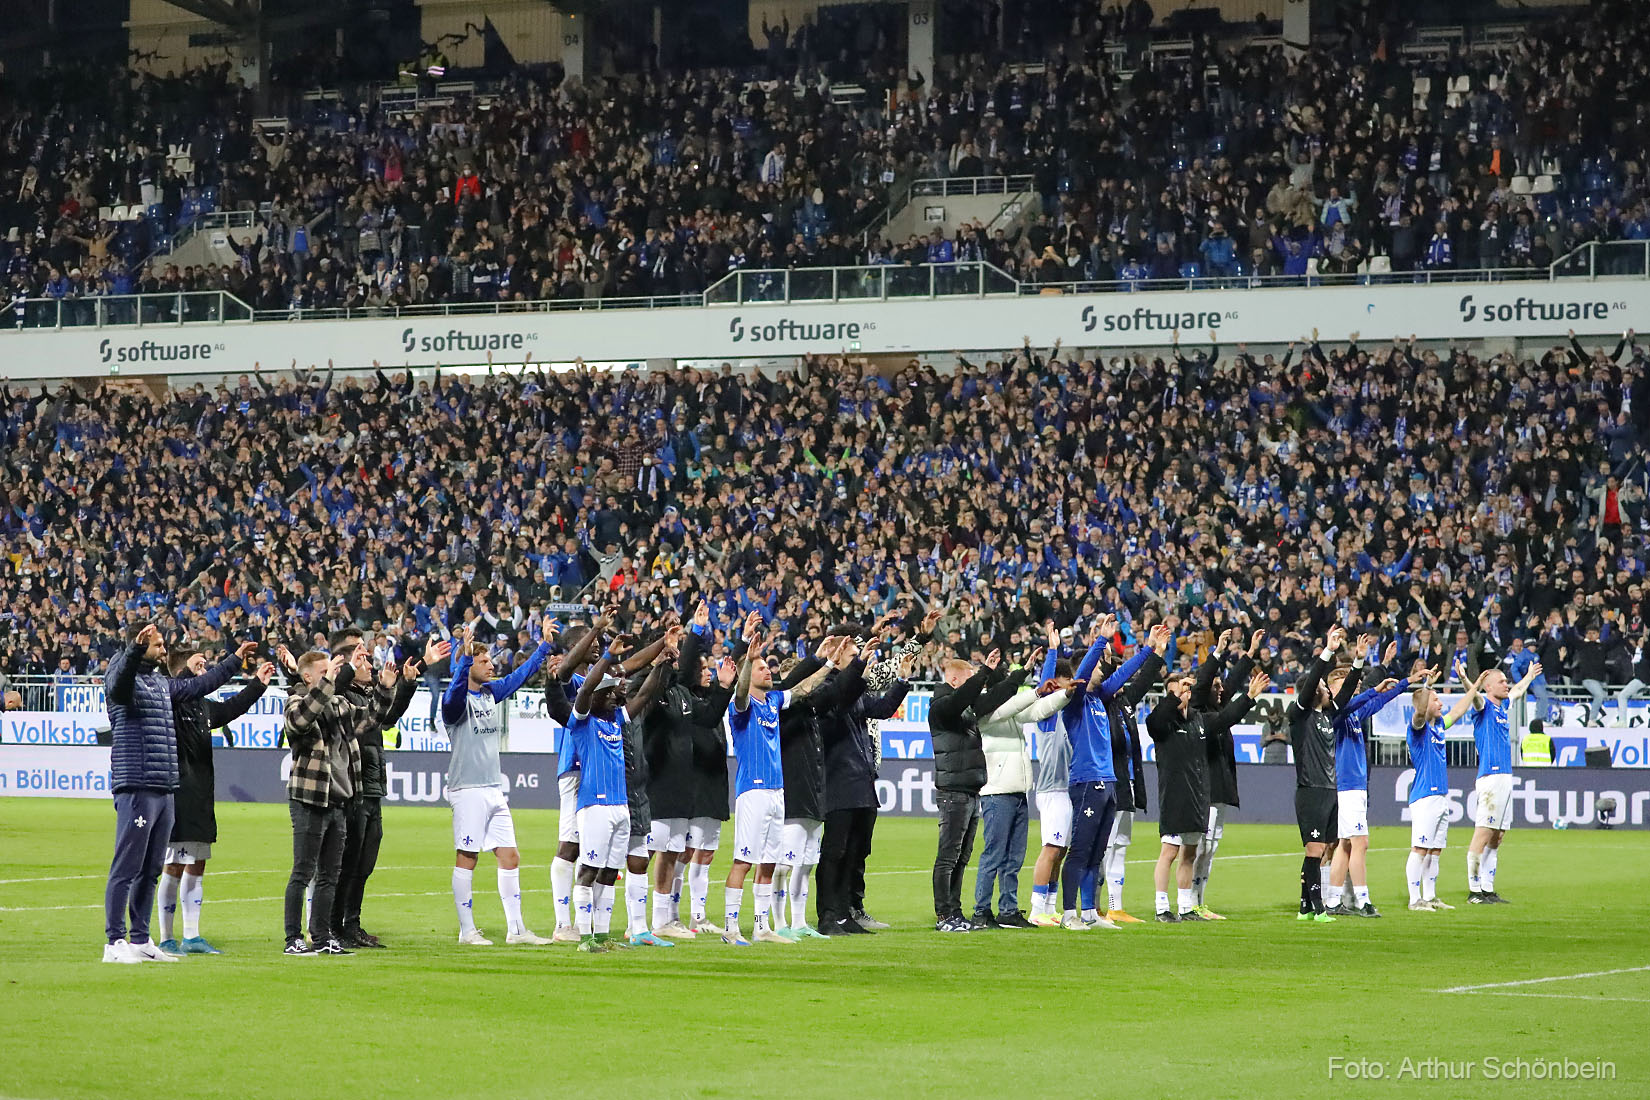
[1087,916,1120,930]
[690,917,725,935]
[753,928,794,944]
[102,940,143,964]
[552,925,581,944]
[457,929,493,946]
[1060,913,1090,931]
[131,940,180,962]
[1427,898,1455,910]
[1408,900,1431,911]
[656,920,697,939]
[505,929,553,945]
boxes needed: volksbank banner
[4,746,1648,828]
[9,280,1645,379]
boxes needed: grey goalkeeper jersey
[1033,713,1073,795]
[447,690,506,791]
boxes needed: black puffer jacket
[929,666,998,795]
[824,680,909,812]
[645,674,734,821]
[780,658,865,822]
[171,678,269,843]
[344,679,416,798]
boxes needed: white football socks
[671,864,686,923]
[625,872,649,936]
[1466,849,1482,892]
[723,885,743,935]
[789,863,812,927]
[1481,848,1498,891]
[753,883,774,932]
[689,862,711,921]
[1423,853,1440,901]
[771,868,789,928]
[498,867,524,936]
[157,872,180,942]
[551,857,576,928]
[594,884,615,934]
[573,884,594,935]
[1406,852,1424,904]
[452,867,476,934]
[180,870,204,939]
[1155,890,1170,915]
[1177,887,1195,915]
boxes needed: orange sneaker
[1028,913,1061,927]
[1105,909,1145,924]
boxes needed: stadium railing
[21,242,1648,333]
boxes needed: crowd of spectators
[3,1,1649,322]
[2,327,1648,724]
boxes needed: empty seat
[1367,255,1392,274]
[1449,74,1470,93]
[1413,76,1432,96]
[1532,175,1556,194]
[1510,176,1533,195]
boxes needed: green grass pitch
[1,799,1645,1099]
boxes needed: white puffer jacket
[980,685,1071,795]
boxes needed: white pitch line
[1439,965,1650,994]
[0,886,556,914]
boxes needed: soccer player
[544,620,605,943]
[1058,618,1164,931]
[1028,635,1073,927]
[441,620,556,946]
[1100,627,1161,924]
[566,638,670,952]
[615,625,685,947]
[1466,660,1541,903]
[645,613,736,940]
[103,623,250,964]
[681,619,734,934]
[157,647,274,955]
[724,614,833,945]
[1287,626,1361,922]
[1190,628,1261,920]
[1326,653,1423,917]
[1406,671,1475,911]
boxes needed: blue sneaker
[629,931,674,948]
[181,937,221,955]
[158,939,183,954]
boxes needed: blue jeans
[974,792,1029,917]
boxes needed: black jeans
[286,800,347,943]
[818,806,876,925]
[932,790,980,920]
[852,807,877,912]
[333,796,384,934]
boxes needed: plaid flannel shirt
[284,676,396,808]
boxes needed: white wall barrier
[6,279,1643,378]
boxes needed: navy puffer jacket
[105,644,241,792]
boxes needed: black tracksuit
[819,679,909,926]
[1206,654,1254,810]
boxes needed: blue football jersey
[568,704,628,809]
[1407,718,1448,801]
[728,689,789,796]
[1473,698,1512,777]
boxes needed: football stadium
[1,1,1648,1096]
